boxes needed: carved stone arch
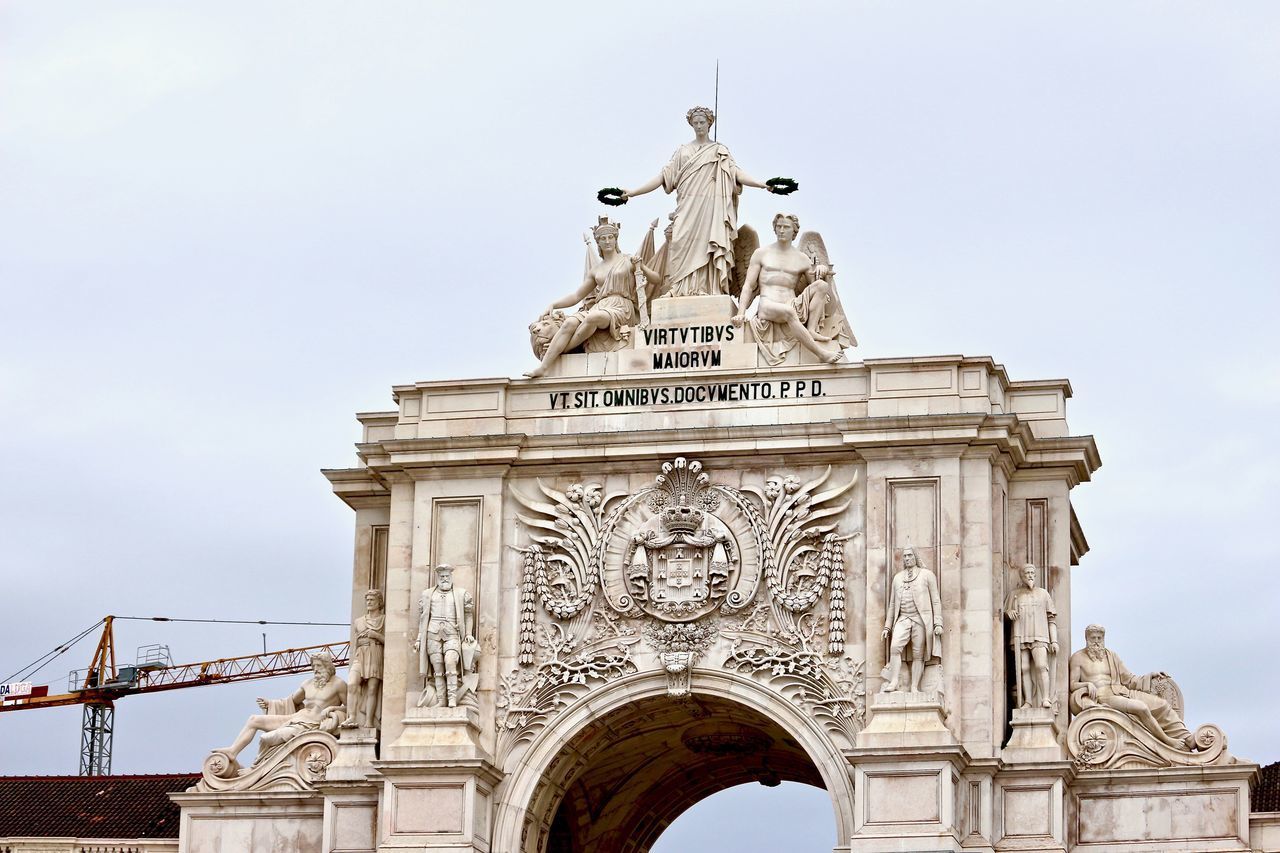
[492,670,856,853]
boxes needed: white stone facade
[175,300,1263,852]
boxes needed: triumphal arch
[173,106,1261,852]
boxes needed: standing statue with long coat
[881,547,944,694]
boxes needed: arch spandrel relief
[500,456,864,761]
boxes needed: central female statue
[618,106,778,297]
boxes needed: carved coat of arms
[624,469,738,621]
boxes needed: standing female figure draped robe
[660,141,741,297]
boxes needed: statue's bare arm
[734,167,769,190]
[543,273,597,316]
[622,174,664,200]
[631,257,662,283]
[731,250,765,325]
[1070,657,1096,698]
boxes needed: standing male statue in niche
[881,547,943,694]
[1069,624,1195,750]
[342,588,385,730]
[614,106,782,297]
[1005,564,1059,709]
[414,564,476,708]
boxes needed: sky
[1,2,1277,849]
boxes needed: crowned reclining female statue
[525,217,660,379]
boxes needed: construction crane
[0,615,349,775]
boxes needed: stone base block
[857,691,957,749]
[992,763,1072,852]
[327,727,378,782]
[1001,707,1063,764]
[649,294,736,326]
[848,749,968,853]
[373,759,501,852]
[173,790,324,853]
[386,707,489,763]
[1069,764,1255,852]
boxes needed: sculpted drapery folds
[732,213,854,365]
[525,217,660,379]
[619,106,776,298]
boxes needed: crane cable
[3,615,349,684]
[3,619,105,683]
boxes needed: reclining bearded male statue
[1068,624,1195,751]
[212,652,347,770]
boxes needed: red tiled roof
[0,773,198,839]
[1256,761,1280,813]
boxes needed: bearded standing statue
[414,564,478,709]
[342,589,385,730]
[1005,564,1059,709]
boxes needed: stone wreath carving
[721,614,866,749]
[192,730,336,793]
[496,623,638,756]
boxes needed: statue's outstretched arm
[622,175,663,200]
[734,167,769,190]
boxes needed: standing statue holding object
[414,564,478,708]
[1005,564,1059,709]
[880,547,944,694]
[610,106,785,298]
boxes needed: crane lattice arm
[0,616,350,775]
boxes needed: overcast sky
[1,3,1277,850]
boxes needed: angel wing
[796,230,830,281]
[797,229,857,348]
[730,224,759,299]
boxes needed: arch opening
[536,693,832,853]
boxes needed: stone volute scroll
[194,653,346,792]
[1067,623,1232,769]
[732,213,856,365]
[414,564,479,709]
